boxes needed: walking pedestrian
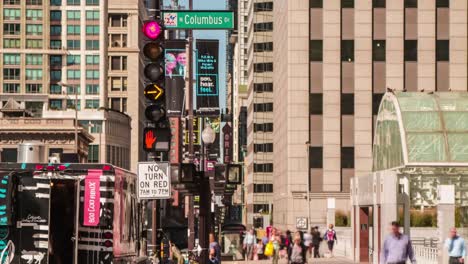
[256,239,264,260]
[444,227,466,264]
[380,221,416,264]
[290,232,307,264]
[243,228,257,261]
[303,229,313,259]
[209,233,221,264]
[285,230,293,263]
[323,224,337,257]
[311,226,322,258]
[270,228,281,264]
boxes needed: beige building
[244,0,275,227]
[272,0,467,230]
[0,0,146,170]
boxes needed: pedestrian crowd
[242,224,338,264]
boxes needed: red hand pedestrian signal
[144,129,157,150]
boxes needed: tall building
[244,0,275,227]
[0,0,145,170]
[272,0,467,230]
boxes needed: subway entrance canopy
[351,91,468,263]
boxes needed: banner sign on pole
[165,40,188,116]
[137,162,171,200]
[196,39,220,116]
[83,170,101,226]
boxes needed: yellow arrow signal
[144,84,164,101]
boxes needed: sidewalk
[223,257,355,264]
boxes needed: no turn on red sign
[137,162,171,200]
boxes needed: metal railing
[413,244,438,264]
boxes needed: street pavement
[223,257,355,264]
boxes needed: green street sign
[162,11,234,29]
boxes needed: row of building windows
[310,40,450,62]
[254,2,273,12]
[254,143,273,153]
[3,83,43,94]
[253,184,273,193]
[3,54,43,65]
[254,63,273,73]
[4,9,43,20]
[310,94,355,115]
[253,123,273,132]
[254,42,273,52]
[49,99,99,110]
[254,22,273,32]
[254,103,273,112]
[4,0,43,5]
[253,163,273,173]
[2,38,100,50]
[309,147,355,169]
[310,0,449,8]
[254,83,273,93]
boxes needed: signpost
[296,217,308,230]
[162,11,234,29]
[137,162,171,200]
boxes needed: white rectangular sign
[137,162,171,200]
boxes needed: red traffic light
[143,21,162,40]
[143,128,157,151]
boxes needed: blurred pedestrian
[209,233,221,264]
[290,232,307,264]
[381,221,416,264]
[311,226,322,258]
[323,224,337,257]
[285,230,293,263]
[270,228,281,264]
[303,229,313,259]
[256,239,264,260]
[444,227,466,264]
[243,228,256,260]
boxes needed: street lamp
[58,81,79,155]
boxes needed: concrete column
[327,198,336,226]
[437,185,455,264]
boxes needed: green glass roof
[373,92,468,171]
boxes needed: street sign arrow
[144,84,164,101]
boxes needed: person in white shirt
[243,228,257,260]
[303,229,313,259]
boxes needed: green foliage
[410,210,437,227]
[335,210,350,227]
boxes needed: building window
[310,40,323,61]
[86,70,99,80]
[309,94,323,115]
[86,10,100,20]
[254,143,273,153]
[3,69,20,80]
[26,24,43,35]
[341,0,354,8]
[67,55,80,65]
[67,70,80,79]
[254,103,273,112]
[50,70,61,81]
[86,40,99,50]
[50,40,61,49]
[67,0,80,5]
[79,120,103,133]
[109,34,127,48]
[310,0,322,8]
[86,85,99,95]
[50,55,62,66]
[254,2,273,11]
[373,40,386,61]
[110,77,127,91]
[1,149,17,163]
[122,98,127,112]
[26,9,43,20]
[372,93,384,115]
[4,0,21,4]
[436,0,449,7]
[436,40,449,61]
[85,25,99,35]
[26,54,43,65]
[50,25,62,35]
[110,56,127,71]
[66,99,81,110]
[66,10,80,20]
[253,163,273,173]
[86,0,98,6]
[341,94,354,115]
[110,98,121,111]
[254,83,273,92]
[341,40,354,62]
[50,0,61,5]
[404,40,417,61]
[254,42,273,52]
[67,25,80,35]
[50,84,61,94]
[26,0,42,4]
[3,53,20,65]
[404,0,417,8]
[49,99,63,110]
[85,99,99,109]
[254,63,273,73]
[67,40,80,50]
[26,39,43,48]
[3,9,20,20]
[3,83,20,93]
[373,0,385,7]
[309,147,323,168]
[26,84,42,93]
[4,23,20,35]
[50,11,61,21]
[25,69,43,80]
[341,147,355,168]
[86,55,99,65]
[253,123,273,132]
[3,39,20,48]
[253,204,270,214]
[109,14,128,27]
[253,184,273,193]
[88,145,99,163]
[253,22,273,32]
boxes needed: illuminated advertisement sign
[196,39,219,114]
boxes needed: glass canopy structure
[373,92,468,171]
